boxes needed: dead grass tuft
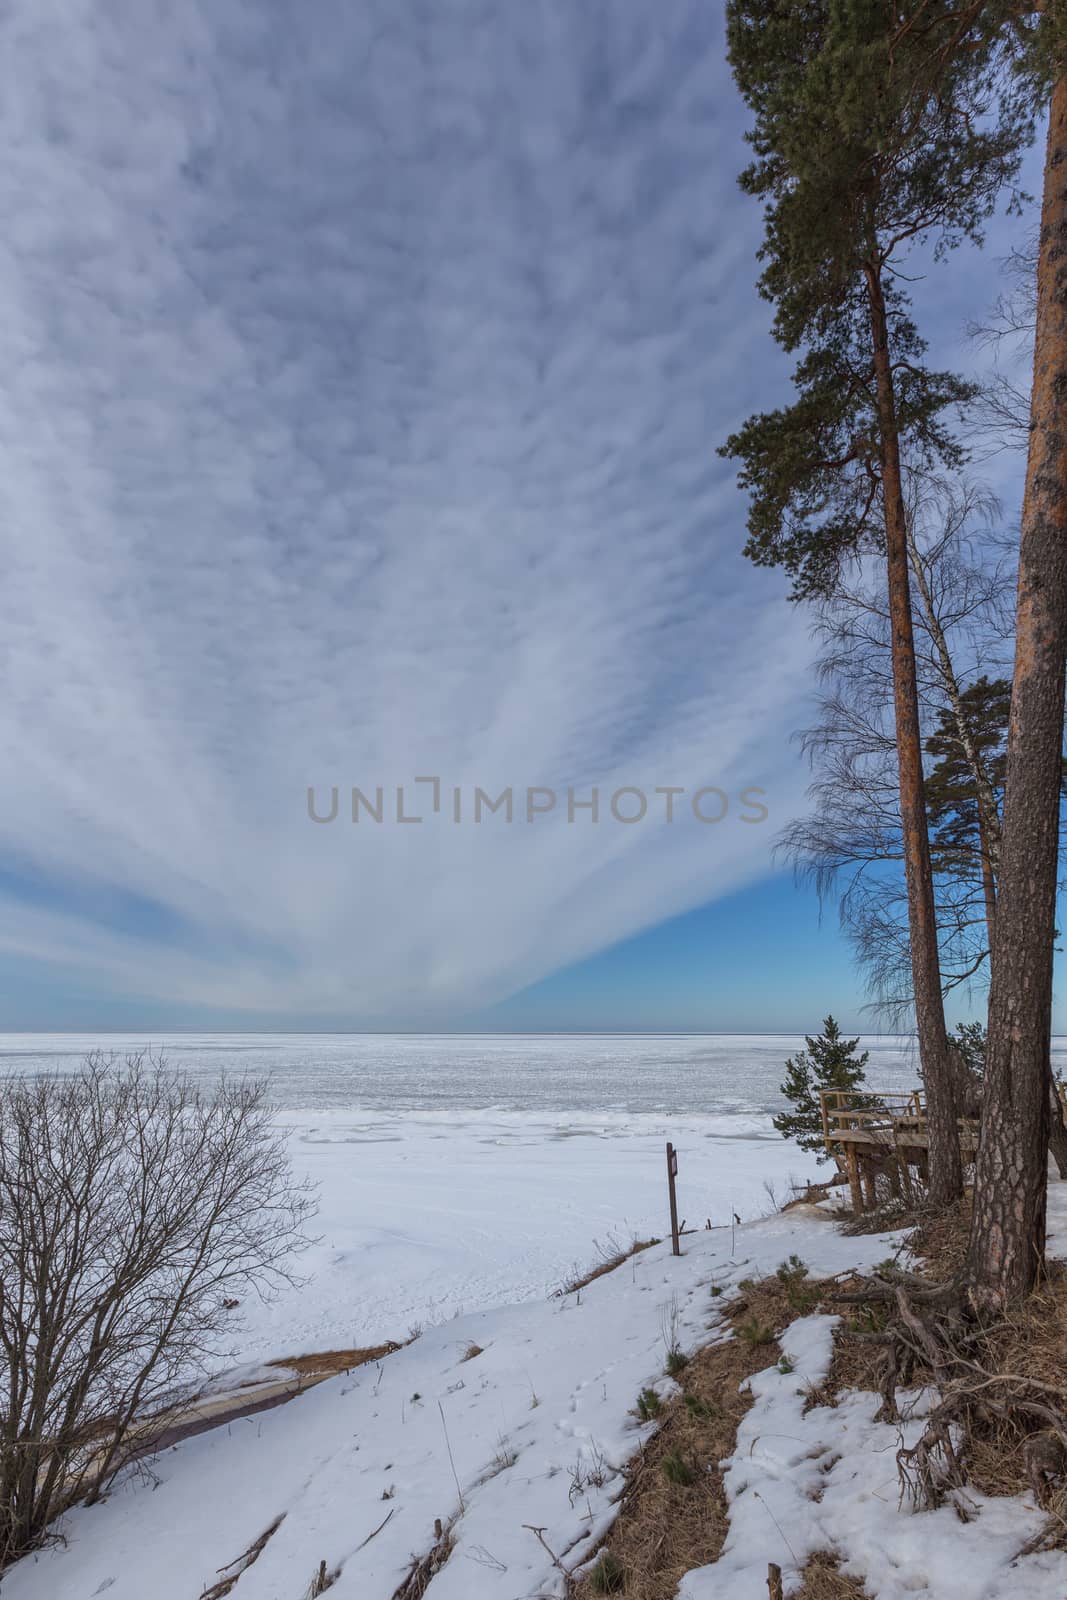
[905,1198,971,1281]
[556,1237,660,1298]
[838,1199,915,1236]
[391,1518,455,1600]
[305,1557,340,1596]
[781,1179,837,1212]
[962,1262,1067,1532]
[792,1550,872,1598]
[818,1274,893,1405]
[199,1515,285,1598]
[267,1342,401,1379]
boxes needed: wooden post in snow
[666,1141,681,1256]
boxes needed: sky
[0,0,1057,1034]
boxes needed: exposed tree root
[831,1249,1067,1530]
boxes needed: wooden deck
[818,1080,1067,1213]
[818,1088,980,1213]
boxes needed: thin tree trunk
[907,519,999,971]
[865,261,961,1207]
[976,805,998,955]
[906,523,1003,888]
[1048,1080,1067,1181]
[966,73,1067,1313]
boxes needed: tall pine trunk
[966,73,1067,1312]
[865,260,962,1207]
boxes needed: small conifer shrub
[772,1016,869,1160]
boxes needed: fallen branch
[355,1507,395,1552]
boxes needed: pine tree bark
[966,72,1067,1313]
[865,260,962,1207]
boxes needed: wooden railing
[818,1089,924,1155]
[817,1086,989,1211]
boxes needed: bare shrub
[0,1052,316,1568]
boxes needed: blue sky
[0,1,1057,1033]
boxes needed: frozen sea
[0,1029,944,1111]
[4,1032,1061,1369]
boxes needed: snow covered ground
[9,1190,1067,1600]
[5,1033,1066,1598]
[227,1108,825,1365]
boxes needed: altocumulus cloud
[0,0,818,1025]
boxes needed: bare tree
[780,477,1016,1017]
[0,1054,316,1569]
[968,235,1038,457]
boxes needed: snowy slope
[7,1196,1067,1600]
[2,1213,896,1600]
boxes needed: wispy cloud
[0,1,821,1023]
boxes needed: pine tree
[720,0,1029,1208]
[953,1020,987,1079]
[773,1016,869,1161]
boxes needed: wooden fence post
[666,1142,681,1256]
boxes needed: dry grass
[199,1515,285,1598]
[781,1179,838,1211]
[792,1550,872,1597]
[571,1330,770,1597]
[814,1274,893,1405]
[838,1198,916,1236]
[571,1271,827,1600]
[305,1557,339,1596]
[266,1342,401,1379]
[963,1261,1067,1526]
[556,1238,660,1298]
[906,1198,972,1280]
[391,1518,455,1600]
